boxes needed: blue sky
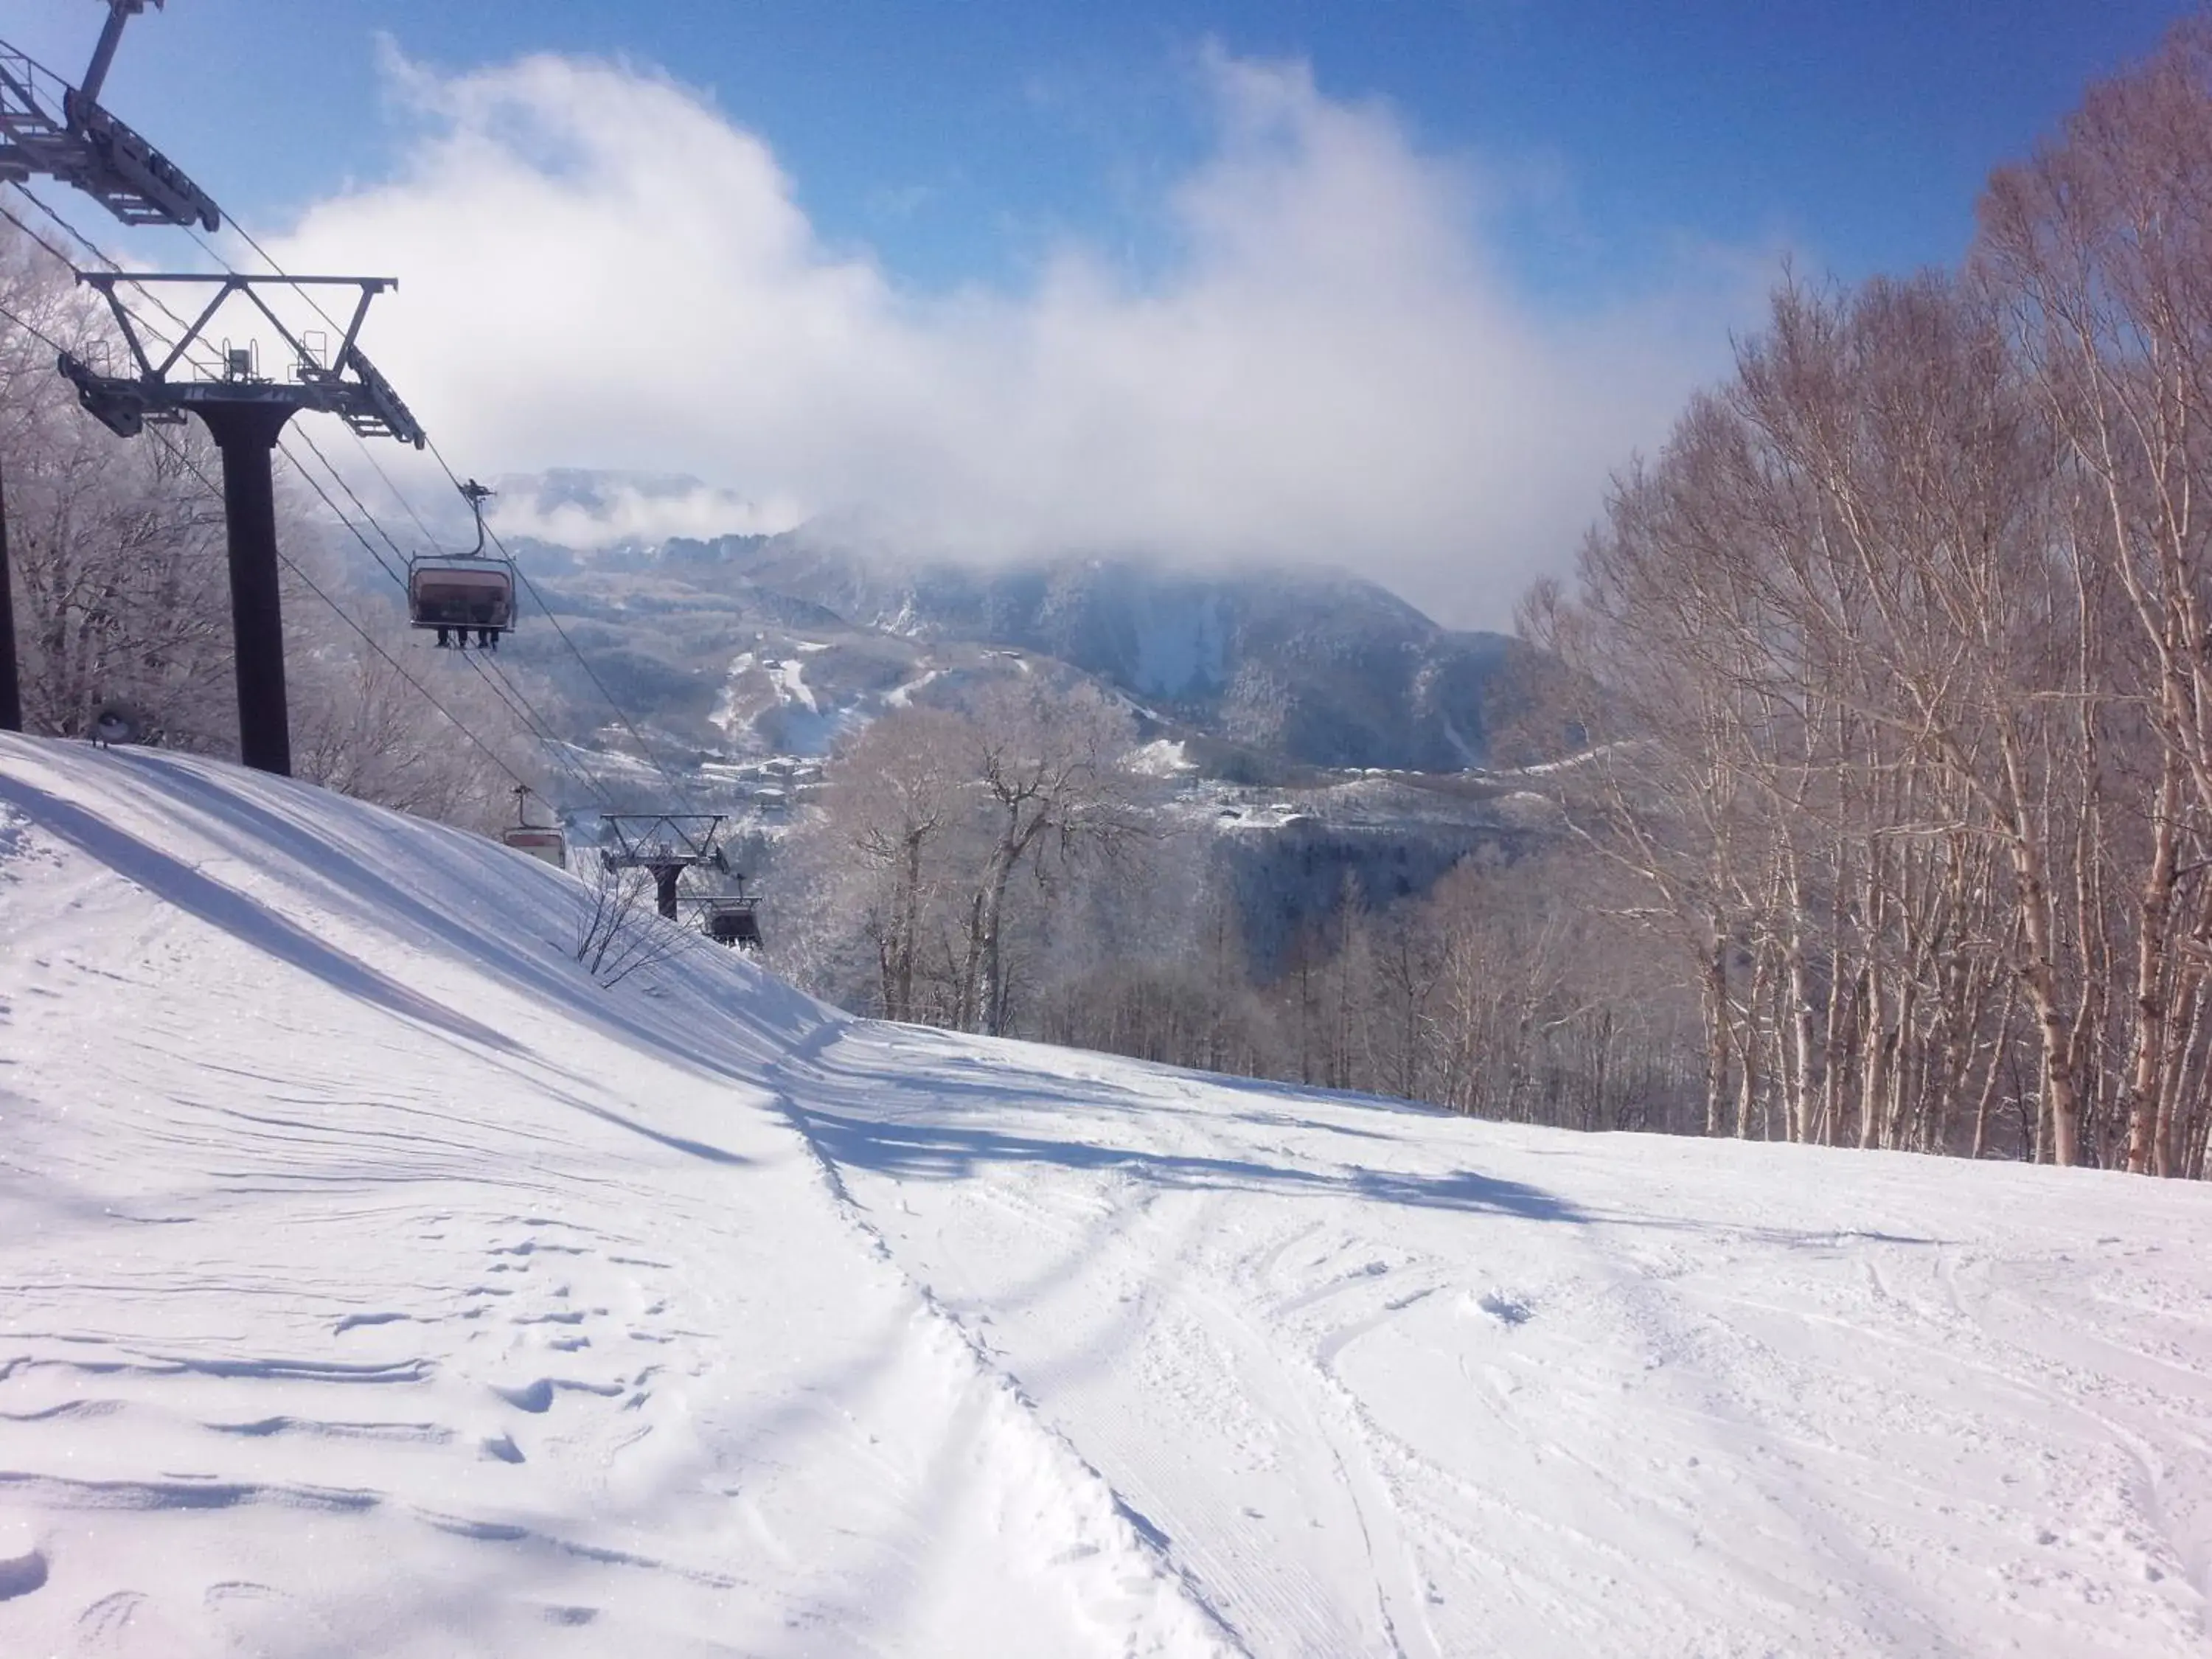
[0,1,2195,623]
[10,0,2188,293]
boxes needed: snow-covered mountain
[473,485,1559,775]
[707,532,1540,771]
[4,733,2208,1657]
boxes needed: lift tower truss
[0,2,219,232]
[597,815,763,950]
[58,272,425,776]
[0,2,218,731]
[600,815,731,922]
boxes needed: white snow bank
[1,733,2209,1658]
[0,737,1231,1659]
[792,1028,2212,1658]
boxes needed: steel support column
[0,457,20,732]
[198,403,298,776]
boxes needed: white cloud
[266,45,1761,628]
[478,470,803,547]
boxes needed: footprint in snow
[333,1311,411,1335]
[0,1543,47,1601]
[1469,1291,1533,1327]
[493,1378,554,1413]
[491,1377,625,1413]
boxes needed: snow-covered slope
[0,740,1226,1658]
[2,734,2208,1658]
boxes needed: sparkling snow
[1,735,2207,1657]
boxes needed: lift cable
[0,195,88,276]
[0,288,580,807]
[0,195,616,815]
[185,220,700,810]
[279,427,616,810]
[5,183,227,377]
[287,424,417,570]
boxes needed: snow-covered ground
[709,647,860,759]
[1,734,2208,1657]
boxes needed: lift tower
[0,4,422,776]
[59,272,425,773]
[0,1,220,232]
[0,461,18,731]
[597,815,762,947]
[0,1,221,734]
[600,815,734,921]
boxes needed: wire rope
[189,222,698,807]
[0,287,595,808]
[0,199,624,814]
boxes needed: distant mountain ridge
[465,467,1554,772]
[655,531,1531,771]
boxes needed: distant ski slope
[1,733,2208,1657]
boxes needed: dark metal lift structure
[0,1,220,233]
[0,1,218,734]
[599,813,762,947]
[0,460,18,732]
[58,271,425,774]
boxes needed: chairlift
[703,867,762,949]
[698,846,762,949]
[408,479,516,650]
[501,785,566,866]
[597,813,765,947]
[703,894,762,950]
[503,824,565,866]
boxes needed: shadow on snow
[793,1104,1582,1222]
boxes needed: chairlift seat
[704,900,762,948]
[502,827,565,866]
[408,556,516,633]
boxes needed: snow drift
[0,733,2207,1657]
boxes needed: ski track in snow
[0,734,2209,1655]
[779,1029,2212,1658]
[0,740,1227,1659]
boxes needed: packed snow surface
[1,734,2208,1658]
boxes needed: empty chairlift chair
[499,787,566,866]
[501,824,565,866]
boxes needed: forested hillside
[1521,22,2212,1176]
[12,23,2212,1183]
[761,24,2212,1181]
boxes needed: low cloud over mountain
[273,46,1760,627]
